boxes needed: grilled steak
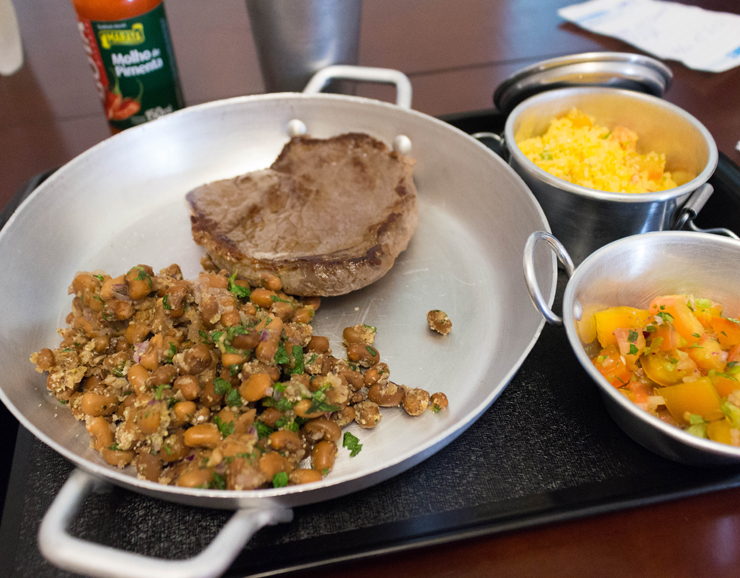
[187,133,418,296]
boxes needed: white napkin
[559,0,740,73]
[0,0,22,76]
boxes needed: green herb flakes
[292,346,304,374]
[162,295,172,310]
[213,415,235,437]
[272,471,289,488]
[225,388,242,408]
[227,271,251,299]
[275,343,289,365]
[342,432,363,457]
[213,377,232,396]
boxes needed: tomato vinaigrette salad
[590,295,740,446]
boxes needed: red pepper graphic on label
[104,71,143,121]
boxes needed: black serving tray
[2,111,740,578]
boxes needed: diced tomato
[649,295,704,345]
[594,307,651,348]
[651,323,684,351]
[686,335,728,372]
[728,345,740,364]
[614,327,645,371]
[592,344,632,388]
[710,372,740,398]
[642,350,698,386]
[626,380,650,404]
[658,377,724,424]
[710,317,740,349]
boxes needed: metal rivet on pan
[286,119,307,137]
[393,135,412,155]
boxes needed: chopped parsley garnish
[342,432,363,457]
[275,417,299,432]
[62,348,72,353]
[254,421,275,439]
[728,318,740,325]
[272,471,288,488]
[212,472,227,490]
[111,365,125,378]
[595,355,607,364]
[94,295,104,304]
[687,301,695,311]
[230,364,241,376]
[225,388,242,407]
[164,445,173,455]
[656,311,674,324]
[213,415,235,437]
[167,398,178,409]
[291,346,304,374]
[668,357,679,364]
[165,342,177,363]
[307,354,318,365]
[199,330,209,344]
[93,274,104,282]
[162,295,172,310]
[102,310,112,322]
[213,377,232,396]
[154,384,170,399]
[645,324,656,333]
[628,329,638,343]
[307,384,340,414]
[728,362,739,368]
[322,468,329,476]
[227,271,251,299]
[270,295,294,306]
[692,333,700,339]
[628,344,639,355]
[432,405,441,413]
[275,343,289,365]
[109,443,120,451]
[131,266,153,288]
[366,346,378,357]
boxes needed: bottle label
[77,3,183,130]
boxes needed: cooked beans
[346,342,380,367]
[311,441,337,473]
[354,401,382,429]
[184,423,221,448]
[402,388,430,416]
[427,310,452,335]
[33,264,448,492]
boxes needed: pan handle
[673,183,739,239]
[38,468,293,578]
[523,231,575,326]
[303,65,413,109]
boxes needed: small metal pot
[524,230,740,466]
[502,87,723,265]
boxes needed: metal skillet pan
[0,66,555,578]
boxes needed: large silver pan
[0,66,555,578]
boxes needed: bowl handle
[523,231,575,326]
[674,183,739,240]
[37,468,293,578]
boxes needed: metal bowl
[524,230,740,466]
[506,87,719,266]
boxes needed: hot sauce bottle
[72,0,184,133]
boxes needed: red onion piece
[325,412,332,419]
[133,340,149,363]
[248,426,257,437]
[265,387,274,396]
[260,329,270,342]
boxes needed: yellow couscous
[517,108,685,194]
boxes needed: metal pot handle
[471,132,509,160]
[303,64,413,109]
[38,468,293,578]
[673,183,739,239]
[523,231,575,326]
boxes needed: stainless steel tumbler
[246,0,363,93]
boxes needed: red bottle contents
[72,0,184,133]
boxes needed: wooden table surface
[2,1,740,577]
